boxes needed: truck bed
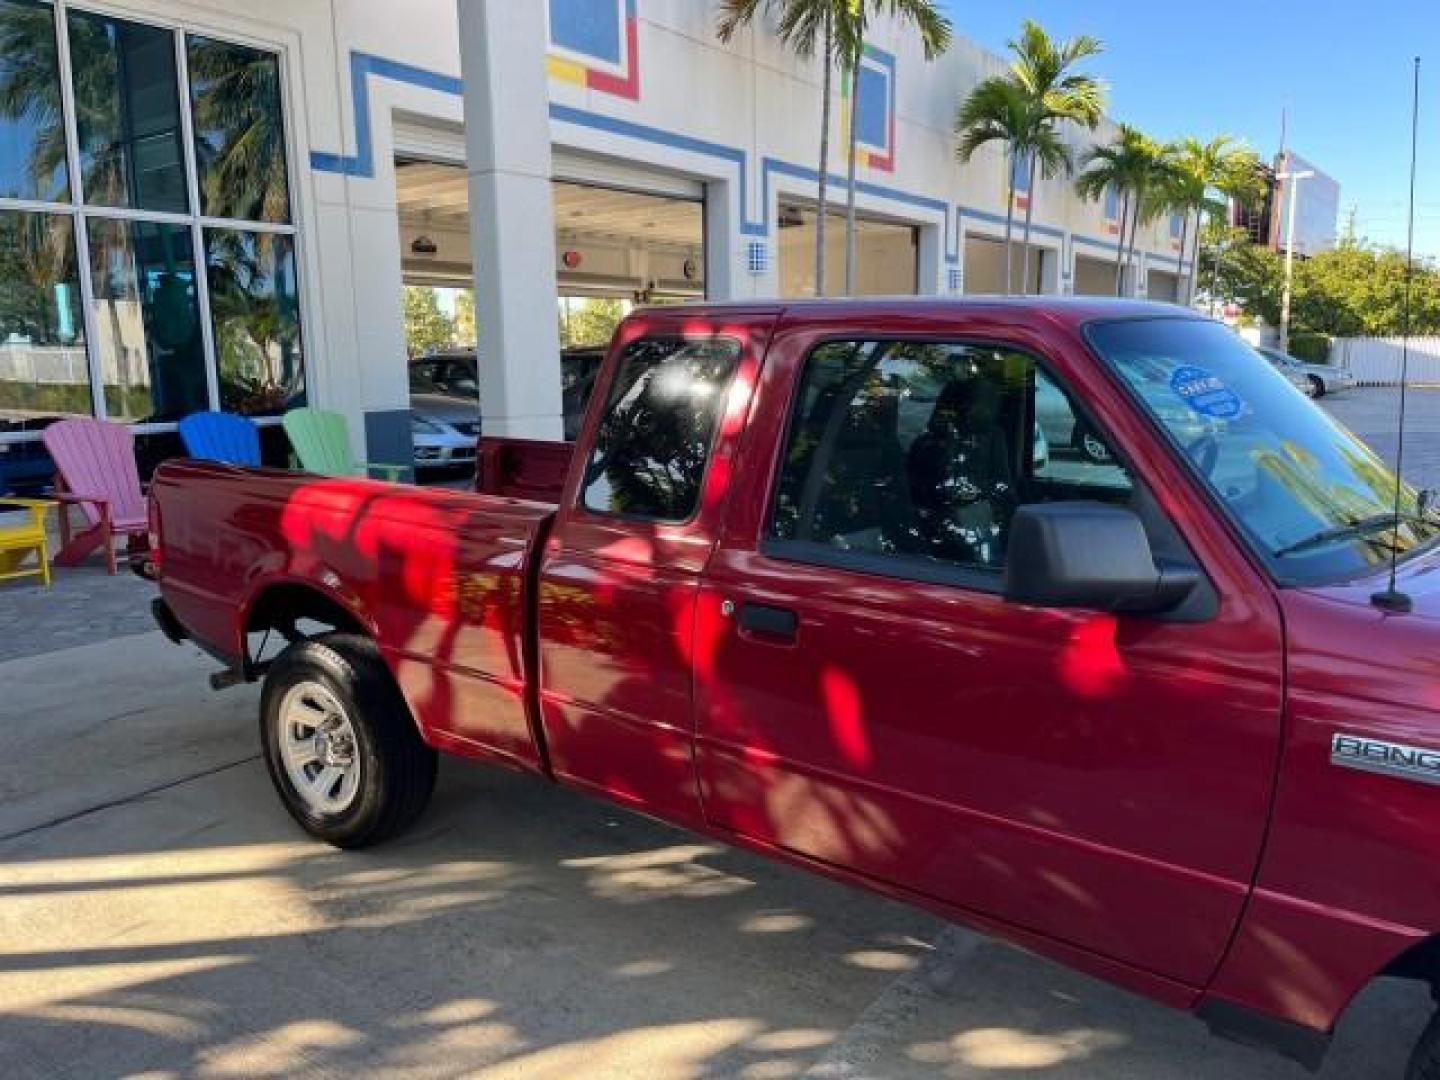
[152,460,556,771]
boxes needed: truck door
[536,314,771,827]
[694,326,1285,988]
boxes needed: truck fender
[237,569,377,676]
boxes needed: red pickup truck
[151,298,1440,1076]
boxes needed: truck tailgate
[153,461,555,771]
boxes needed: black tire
[1308,375,1326,398]
[1408,1009,1440,1079]
[259,633,437,848]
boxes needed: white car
[1257,346,1356,398]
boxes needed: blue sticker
[1170,365,1243,419]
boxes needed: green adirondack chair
[282,408,410,482]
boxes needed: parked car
[153,298,1440,1079]
[409,347,606,441]
[408,373,481,473]
[409,350,480,400]
[0,417,58,494]
[1034,370,1114,463]
[1257,345,1356,397]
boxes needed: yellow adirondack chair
[0,498,53,587]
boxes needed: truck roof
[632,296,1208,331]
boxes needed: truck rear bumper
[151,597,188,645]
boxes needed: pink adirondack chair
[41,418,148,575]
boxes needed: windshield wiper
[1274,513,1415,558]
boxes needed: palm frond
[715,0,768,43]
[954,76,1038,163]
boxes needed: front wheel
[1308,374,1326,398]
[1409,1009,1440,1079]
[260,633,437,848]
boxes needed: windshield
[1087,318,1440,586]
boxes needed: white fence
[1332,336,1440,386]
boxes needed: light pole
[1277,167,1314,354]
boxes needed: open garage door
[963,234,1050,295]
[552,181,705,304]
[1074,253,1119,296]
[1147,268,1180,303]
[395,157,711,464]
[778,203,918,297]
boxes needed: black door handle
[739,602,799,642]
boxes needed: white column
[704,179,744,300]
[916,222,942,295]
[459,0,563,440]
[1040,243,1062,295]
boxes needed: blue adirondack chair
[179,411,262,467]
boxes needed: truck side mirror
[1003,502,1199,615]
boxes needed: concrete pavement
[0,619,1430,1078]
[2,387,1437,1078]
[1321,385,1440,491]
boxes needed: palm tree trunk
[1114,193,1129,296]
[1003,156,1016,293]
[815,9,833,297]
[1124,202,1141,297]
[844,58,860,296]
[1176,210,1190,304]
[1209,226,1224,315]
[1020,150,1037,294]
[1186,208,1203,306]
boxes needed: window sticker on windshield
[1170,365,1243,419]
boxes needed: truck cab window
[770,340,1136,579]
[580,336,741,521]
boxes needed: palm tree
[719,0,852,296]
[1203,146,1266,308]
[838,1,951,295]
[955,77,1034,293]
[1075,124,1166,295]
[955,23,1105,295]
[1165,137,1262,305]
[1004,20,1105,294]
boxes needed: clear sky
[943,2,1440,259]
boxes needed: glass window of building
[187,36,291,223]
[0,0,70,203]
[0,9,302,461]
[68,10,187,213]
[0,209,86,426]
[87,218,205,422]
[206,229,304,414]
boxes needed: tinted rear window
[580,337,741,521]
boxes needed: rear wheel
[1408,1009,1440,1079]
[1308,374,1326,398]
[260,633,437,848]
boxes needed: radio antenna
[1372,56,1422,614]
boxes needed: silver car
[409,386,481,472]
[1257,346,1356,398]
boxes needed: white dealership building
[0,0,1189,466]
